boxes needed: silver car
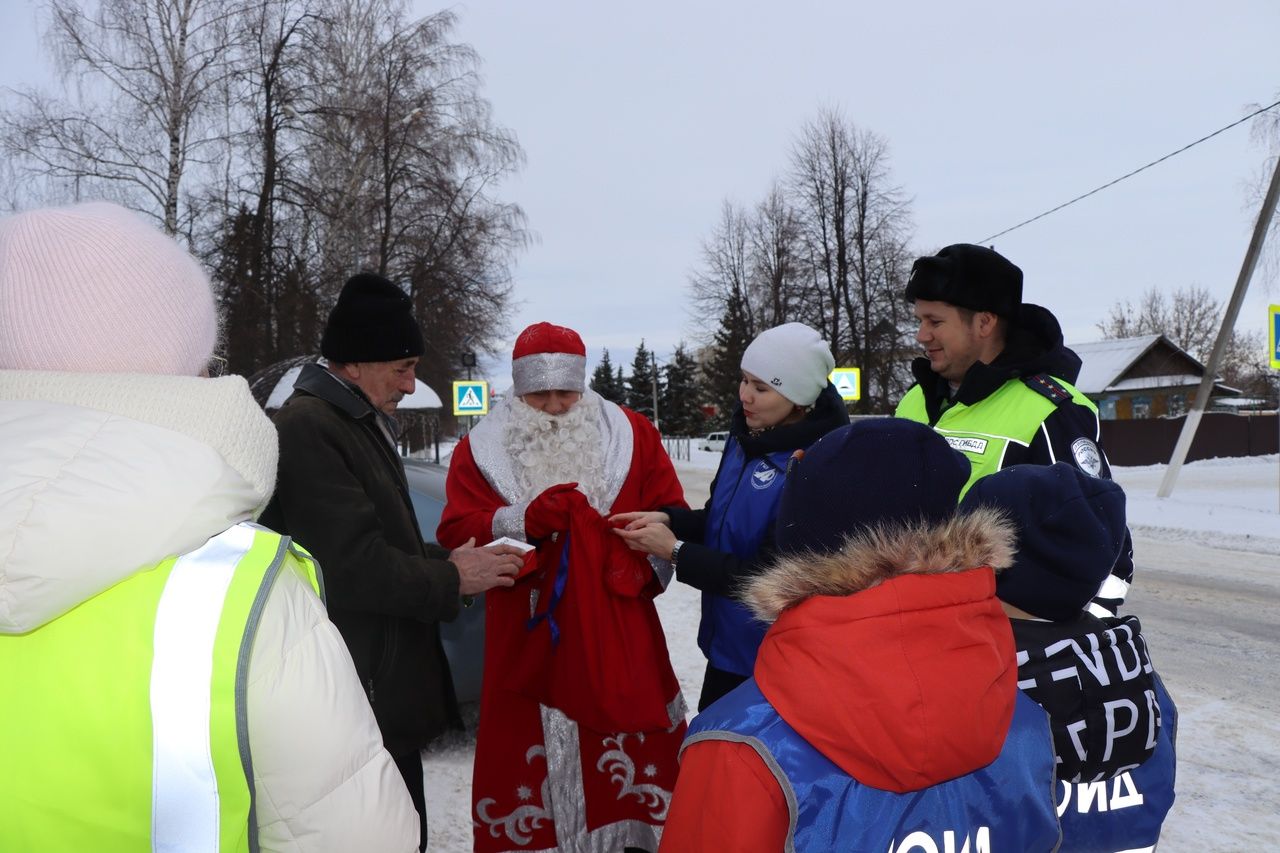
[402,459,485,704]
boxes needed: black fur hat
[321,273,424,363]
[905,243,1023,319]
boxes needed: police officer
[895,243,1131,614]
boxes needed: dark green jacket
[260,364,462,753]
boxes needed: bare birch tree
[2,0,243,233]
[789,108,914,411]
[688,200,755,338]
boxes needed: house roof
[1106,374,1203,392]
[1068,334,1242,399]
[1068,335,1164,394]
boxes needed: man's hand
[525,482,587,539]
[611,521,678,559]
[450,538,523,595]
[608,510,671,530]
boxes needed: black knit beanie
[959,463,1125,621]
[775,418,971,558]
[904,243,1023,319]
[321,273,424,363]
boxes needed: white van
[700,431,728,453]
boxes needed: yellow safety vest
[0,523,322,852]
[896,375,1098,497]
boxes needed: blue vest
[687,680,1063,853]
[1055,675,1177,852]
[698,438,791,675]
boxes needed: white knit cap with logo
[0,201,217,375]
[739,322,835,407]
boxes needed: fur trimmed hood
[746,507,1014,620]
[747,509,1022,793]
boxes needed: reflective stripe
[1095,574,1131,601]
[151,524,256,853]
[1040,422,1057,463]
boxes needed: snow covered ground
[422,449,1280,851]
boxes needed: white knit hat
[740,322,835,406]
[0,202,217,375]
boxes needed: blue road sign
[1270,304,1280,370]
[453,380,490,416]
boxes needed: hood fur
[746,507,1014,621]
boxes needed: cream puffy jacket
[0,370,418,852]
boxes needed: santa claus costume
[437,323,688,853]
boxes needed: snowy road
[1125,536,1280,850]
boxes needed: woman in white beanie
[613,322,848,709]
[0,202,418,851]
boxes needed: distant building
[1069,335,1239,420]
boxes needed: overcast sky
[3,1,1279,387]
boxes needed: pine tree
[590,348,626,403]
[703,288,753,428]
[626,339,658,422]
[660,342,705,436]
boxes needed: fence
[1101,411,1278,466]
[663,435,692,461]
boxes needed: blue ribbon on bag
[526,534,570,646]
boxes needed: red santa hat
[511,322,587,396]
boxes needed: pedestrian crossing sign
[453,380,490,416]
[829,367,861,401]
[1270,304,1280,369]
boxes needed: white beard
[504,393,610,511]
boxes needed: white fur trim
[468,390,632,517]
[511,352,587,396]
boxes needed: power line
[976,98,1280,244]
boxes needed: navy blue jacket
[666,384,847,676]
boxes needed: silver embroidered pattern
[666,691,689,730]
[596,732,674,821]
[492,500,531,541]
[536,705,664,853]
[649,554,674,590]
[475,745,553,845]
[511,352,587,396]
[539,704,590,850]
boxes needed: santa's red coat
[438,403,688,853]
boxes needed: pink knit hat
[0,202,217,375]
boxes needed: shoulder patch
[1071,437,1103,477]
[1021,373,1074,405]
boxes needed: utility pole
[1159,154,1280,497]
[462,347,477,436]
[651,350,661,433]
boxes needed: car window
[409,492,446,544]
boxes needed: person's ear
[976,311,1000,339]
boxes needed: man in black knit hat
[894,243,1133,616]
[261,273,523,850]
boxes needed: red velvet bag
[508,504,680,733]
